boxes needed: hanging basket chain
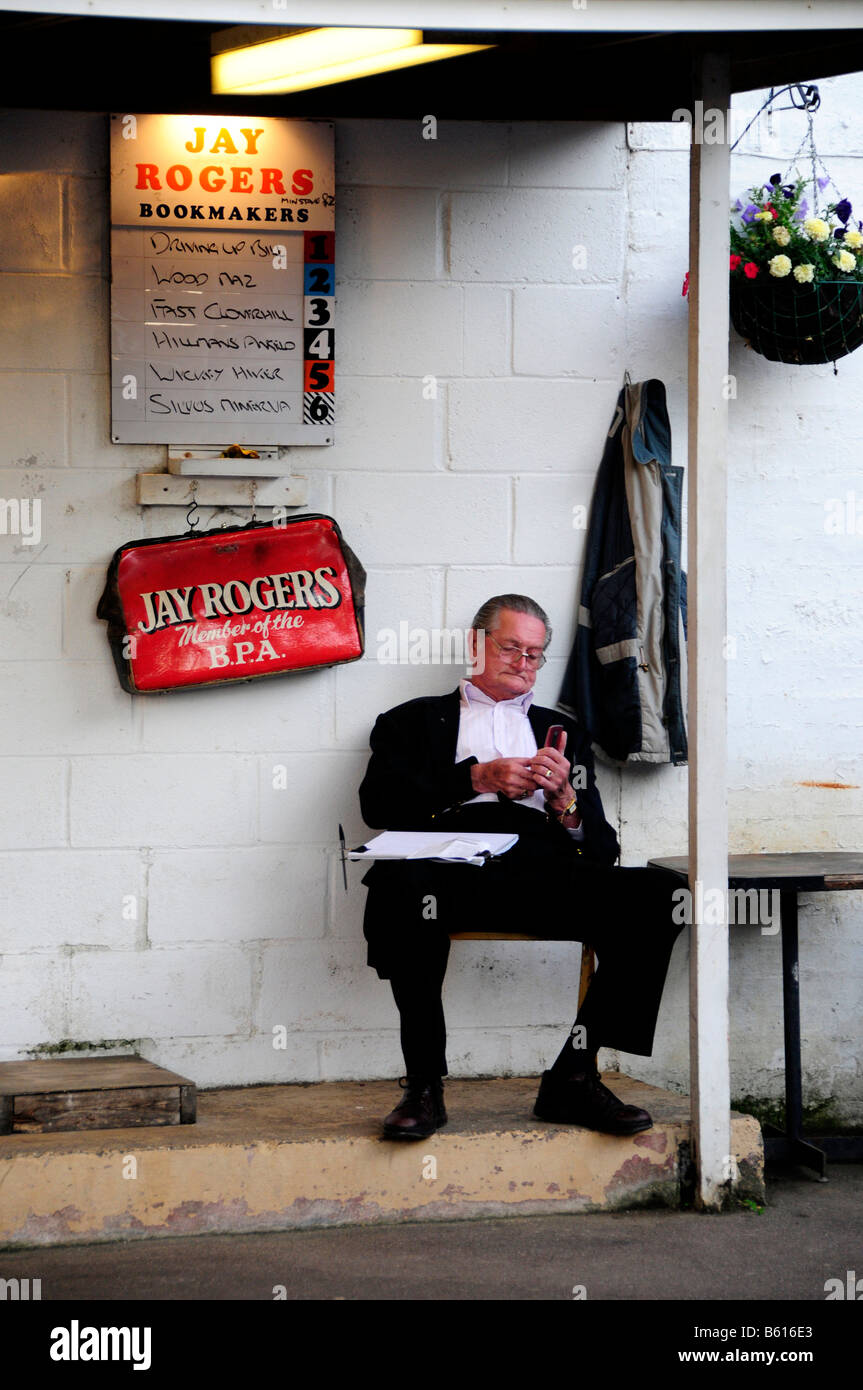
[780,104,838,218]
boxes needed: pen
[338,822,348,892]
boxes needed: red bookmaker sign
[97,515,365,693]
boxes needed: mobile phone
[544,724,566,753]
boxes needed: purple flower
[769,172,782,186]
[742,203,759,224]
[794,198,809,221]
[818,174,831,191]
[734,197,743,212]
[781,184,796,199]
[836,198,852,223]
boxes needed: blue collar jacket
[559,379,688,766]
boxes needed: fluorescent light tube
[212,27,492,96]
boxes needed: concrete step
[0,1075,764,1246]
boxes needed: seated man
[358,594,684,1141]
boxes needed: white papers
[348,830,518,867]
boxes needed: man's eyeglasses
[485,633,547,669]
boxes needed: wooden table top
[648,851,863,891]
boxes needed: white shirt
[455,678,584,838]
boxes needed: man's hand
[470,757,542,800]
[530,739,581,824]
[470,745,577,814]
[528,745,570,801]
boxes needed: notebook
[348,830,519,868]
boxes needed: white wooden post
[687,51,732,1210]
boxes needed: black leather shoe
[382,1076,447,1141]
[533,1068,653,1135]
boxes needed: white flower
[803,217,830,242]
[772,225,791,246]
[768,255,792,278]
[793,263,815,283]
[833,249,857,273]
[844,229,863,249]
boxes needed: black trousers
[363,807,686,1078]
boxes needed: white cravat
[456,679,583,831]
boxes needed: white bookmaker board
[110,113,335,447]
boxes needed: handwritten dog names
[111,227,315,443]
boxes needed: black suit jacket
[358,688,619,867]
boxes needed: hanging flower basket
[730,277,863,364]
[729,162,863,366]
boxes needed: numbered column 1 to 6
[303,229,334,426]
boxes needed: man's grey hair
[470,594,552,649]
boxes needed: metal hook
[185,481,200,532]
[730,82,820,153]
[249,480,258,525]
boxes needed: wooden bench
[449,934,596,1008]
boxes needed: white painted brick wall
[448,378,620,472]
[0,275,106,371]
[0,373,67,468]
[137,667,335,754]
[1,93,861,1124]
[317,378,442,470]
[0,173,62,273]
[0,759,67,849]
[258,751,369,845]
[448,189,625,284]
[147,846,330,945]
[339,281,463,376]
[513,285,625,377]
[255,938,393,1035]
[70,755,258,847]
[334,473,510,565]
[0,955,69,1055]
[1,564,64,658]
[0,849,143,953]
[65,947,251,1038]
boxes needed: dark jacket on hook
[559,378,688,766]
